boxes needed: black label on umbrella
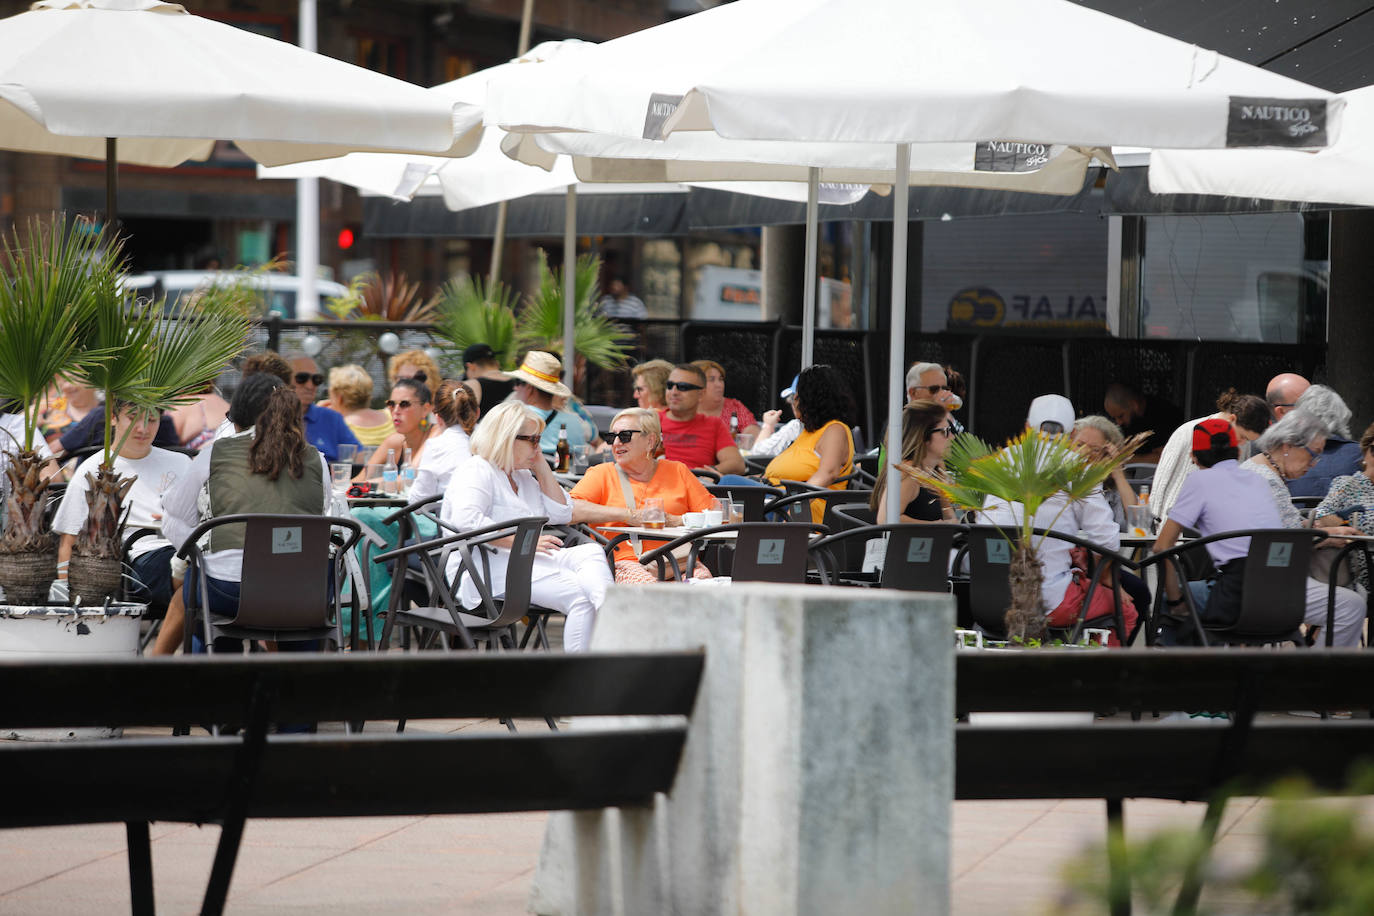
[1226,97,1328,148]
[643,93,684,140]
[974,141,1052,172]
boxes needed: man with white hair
[906,361,963,434]
[1287,384,1362,498]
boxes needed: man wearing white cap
[507,351,590,455]
[978,394,1133,638]
[751,374,804,458]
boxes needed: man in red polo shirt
[659,364,746,475]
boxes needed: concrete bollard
[529,583,954,915]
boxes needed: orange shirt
[571,459,716,562]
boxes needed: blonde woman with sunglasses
[441,401,611,652]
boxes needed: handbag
[616,463,695,578]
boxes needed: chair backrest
[1227,529,1318,639]
[706,484,783,522]
[232,515,357,629]
[878,525,962,591]
[460,517,549,626]
[826,503,877,571]
[729,523,822,584]
[767,487,875,527]
[962,527,1016,637]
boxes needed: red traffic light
[337,227,355,250]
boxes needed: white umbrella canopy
[483,0,1342,525]
[1149,85,1374,206]
[0,0,480,170]
[488,0,1340,150]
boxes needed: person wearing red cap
[1150,417,1365,647]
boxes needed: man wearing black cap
[462,343,517,412]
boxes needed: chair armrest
[381,493,444,527]
[372,516,548,564]
[175,513,363,560]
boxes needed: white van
[122,271,348,320]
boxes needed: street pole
[296,0,320,318]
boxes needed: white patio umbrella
[485,0,1341,532]
[0,0,481,220]
[1149,85,1374,206]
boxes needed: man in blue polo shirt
[289,355,359,462]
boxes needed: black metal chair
[765,486,874,528]
[706,483,785,521]
[961,525,1133,644]
[629,521,828,583]
[179,513,363,654]
[374,516,555,653]
[811,523,963,592]
[1139,528,1327,648]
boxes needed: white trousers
[523,542,612,652]
[1306,578,1365,648]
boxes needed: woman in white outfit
[441,401,611,652]
[410,379,478,502]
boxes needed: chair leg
[1172,794,1228,915]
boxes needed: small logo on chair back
[272,526,302,554]
[757,538,785,565]
[1266,542,1293,567]
[906,537,934,563]
[986,540,1011,565]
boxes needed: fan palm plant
[908,429,1144,642]
[66,269,254,600]
[515,252,631,370]
[430,274,519,368]
[0,216,122,603]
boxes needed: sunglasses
[606,430,640,444]
[385,399,417,410]
[401,370,427,383]
[931,426,955,437]
[665,381,704,392]
[513,433,541,445]
[294,372,324,386]
[917,384,951,393]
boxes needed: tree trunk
[74,463,135,560]
[0,450,55,554]
[1005,543,1048,643]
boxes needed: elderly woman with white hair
[441,401,612,651]
[1287,384,1363,499]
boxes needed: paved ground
[0,716,1303,915]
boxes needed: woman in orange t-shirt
[571,407,716,582]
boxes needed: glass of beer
[641,497,665,529]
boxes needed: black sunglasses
[385,399,416,410]
[513,433,541,445]
[605,430,640,444]
[294,372,324,386]
[918,384,951,393]
[665,381,704,392]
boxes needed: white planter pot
[0,603,143,740]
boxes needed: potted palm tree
[430,274,520,369]
[65,258,254,603]
[0,216,122,605]
[909,428,1144,642]
[515,251,631,372]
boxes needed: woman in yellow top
[571,407,716,582]
[327,364,392,447]
[764,364,855,521]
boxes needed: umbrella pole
[885,145,910,525]
[562,184,577,392]
[105,137,117,228]
[490,0,536,292]
[801,166,819,368]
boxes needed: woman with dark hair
[411,380,479,502]
[870,399,955,524]
[161,384,331,652]
[763,364,855,521]
[1149,388,1272,524]
[363,377,435,479]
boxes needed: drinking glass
[572,445,590,474]
[729,499,745,525]
[641,497,665,529]
[734,432,756,453]
[330,462,352,494]
[1125,504,1152,538]
[703,497,727,527]
[336,444,358,465]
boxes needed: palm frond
[514,251,631,370]
[0,216,124,451]
[430,274,519,368]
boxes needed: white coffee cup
[702,509,723,527]
[683,512,705,528]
